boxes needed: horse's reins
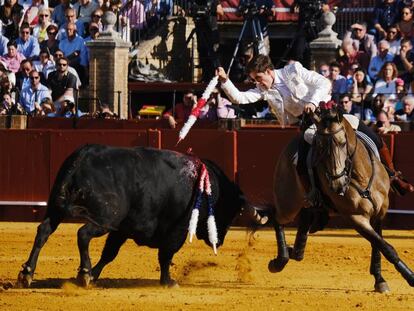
[349,146,377,208]
[316,125,377,209]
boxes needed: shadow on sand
[28,278,160,289]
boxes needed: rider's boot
[379,143,414,195]
[298,174,318,208]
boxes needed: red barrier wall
[48,130,148,189]
[0,130,50,201]
[27,117,74,129]
[1,128,414,225]
[237,129,299,204]
[0,130,149,202]
[76,118,124,129]
[392,133,414,212]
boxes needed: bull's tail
[64,204,118,231]
[45,199,117,232]
[46,145,117,232]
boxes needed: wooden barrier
[237,129,299,205]
[48,130,148,188]
[75,118,124,129]
[27,117,74,129]
[0,128,414,228]
[392,132,414,213]
[161,129,237,181]
[0,130,50,202]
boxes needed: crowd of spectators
[2,0,414,131]
[0,0,172,119]
[309,0,414,133]
[161,0,414,131]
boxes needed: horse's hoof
[90,274,98,284]
[375,281,390,293]
[287,246,304,261]
[90,269,100,284]
[2,281,13,290]
[76,270,92,288]
[268,257,289,273]
[17,271,32,288]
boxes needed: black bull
[17,145,261,288]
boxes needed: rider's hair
[246,55,274,74]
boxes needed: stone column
[86,12,131,119]
[309,11,342,71]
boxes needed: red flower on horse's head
[319,100,336,111]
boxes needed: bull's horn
[242,205,269,225]
[189,233,194,243]
[213,243,217,255]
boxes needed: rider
[216,55,414,202]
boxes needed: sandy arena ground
[0,222,413,311]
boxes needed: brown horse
[268,106,414,292]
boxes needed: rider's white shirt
[221,61,332,125]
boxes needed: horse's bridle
[316,124,377,207]
[316,125,357,193]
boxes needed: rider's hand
[191,95,198,108]
[377,127,386,134]
[304,103,316,114]
[167,116,177,129]
[216,67,228,83]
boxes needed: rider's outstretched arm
[216,67,263,104]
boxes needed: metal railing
[332,0,377,39]
[117,0,176,48]
[116,1,378,46]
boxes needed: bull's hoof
[161,279,179,288]
[268,257,289,273]
[287,246,304,261]
[76,269,92,288]
[375,281,390,293]
[17,271,32,288]
[407,276,414,287]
